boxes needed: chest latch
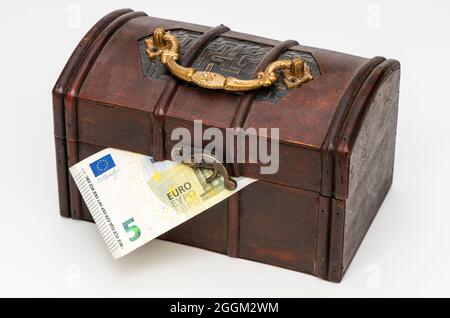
[171,146,237,191]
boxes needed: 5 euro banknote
[69,148,255,258]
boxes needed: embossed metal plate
[138,30,320,101]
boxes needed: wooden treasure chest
[53,9,401,282]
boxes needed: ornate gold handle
[145,28,313,92]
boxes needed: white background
[0,0,449,297]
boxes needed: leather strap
[227,39,299,257]
[65,11,147,219]
[53,9,132,218]
[152,25,230,161]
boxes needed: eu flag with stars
[89,154,116,177]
